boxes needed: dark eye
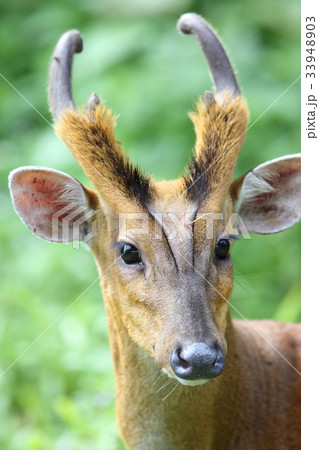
[215,239,230,259]
[120,244,141,265]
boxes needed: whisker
[152,372,165,387]
[232,267,250,292]
[157,378,173,393]
[233,275,249,291]
[172,383,183,406]
[162,381,179,402]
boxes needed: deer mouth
[161,368,209,386]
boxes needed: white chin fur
[162,368,208,386]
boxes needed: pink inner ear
[10,168,86,241]
[22,173,68,206]
[237,155,301,234]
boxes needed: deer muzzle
[170,341,225,381]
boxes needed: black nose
[170,342,225,380]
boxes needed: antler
[49,30,101,121]
[177,13,239,100]
[49,30,83,119]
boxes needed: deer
[9,13,300,450]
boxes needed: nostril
[176,348,191,370]
[170,347,192,377]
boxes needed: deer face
[91,179,237,385]
[9,14,300,386]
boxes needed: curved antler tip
[54,30,83,57]
[177,12,240,99]
[49,30,84,120]
[177,13,204,35]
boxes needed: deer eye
[120,244,141,265]
[215,239,230,259]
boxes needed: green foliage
[0,0,300,447]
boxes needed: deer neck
[104,300,246,449]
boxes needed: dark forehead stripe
[183,129,225,202]
[128,168,152,206]
[107,153,152,206]
[87,121,153,206]
[183,153,220,202]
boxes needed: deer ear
[9,167,98,243]
[230,155,301,234]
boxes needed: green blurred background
[0,0,300,448]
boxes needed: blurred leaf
[274,284,301,322]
